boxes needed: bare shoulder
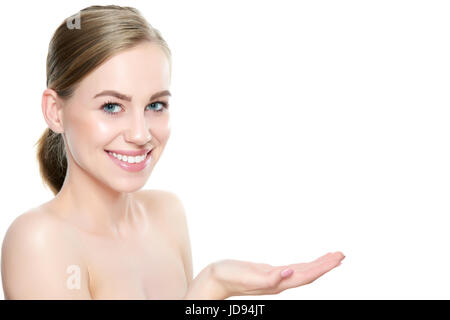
[2,209,68,257]
[135,189,193,285]
[135,189,190,246]
[1,209,91,299]
[135,189,187,225]
[1,208,81,254]
[134,189,190,243]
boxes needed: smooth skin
[1,40,345,299]
[209,252,345,299]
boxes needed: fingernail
[281,268,294,278]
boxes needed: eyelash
[101,100,169,117]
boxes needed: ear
[42,88,65,133]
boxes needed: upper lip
[105,148,152,156]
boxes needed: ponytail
[35,128,67,195]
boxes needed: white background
[0,0,449,299]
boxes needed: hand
[211,251,345,298]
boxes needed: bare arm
[159,191,224,299]
[182,263,228,300]
[161,191,345,299]
[1,212,92,299]
[182,252,344,299]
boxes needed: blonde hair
[35,5,171,195]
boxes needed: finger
[299,255,343,285]
[310,251,345,265]
[267,267,294,290]
[282,252,342,274]
[264,266,301,294]
[280,268,294,278]
[312,252,334,263]
[270,252,345,293]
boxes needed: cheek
[97,120,116,138]
[79,118,111,145]
[65,116,112,158]
[151,117,171,142]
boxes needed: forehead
[75,42,170,101]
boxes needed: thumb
[280,267,294,278]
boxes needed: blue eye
[146,101,168,112]
[102,103,122,115]
[101,100,169,117]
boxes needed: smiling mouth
[104,149,152,164]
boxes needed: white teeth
[108,151,149,164]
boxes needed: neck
[51,159,136,238]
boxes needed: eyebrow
[93,89,171,102]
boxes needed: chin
[106,177,149,194]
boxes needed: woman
[1,5,345,300]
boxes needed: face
[56,41,171,193]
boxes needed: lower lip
[105,150,153,172]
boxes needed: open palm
[212,251,345,297]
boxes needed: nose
[124,109,152,146]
